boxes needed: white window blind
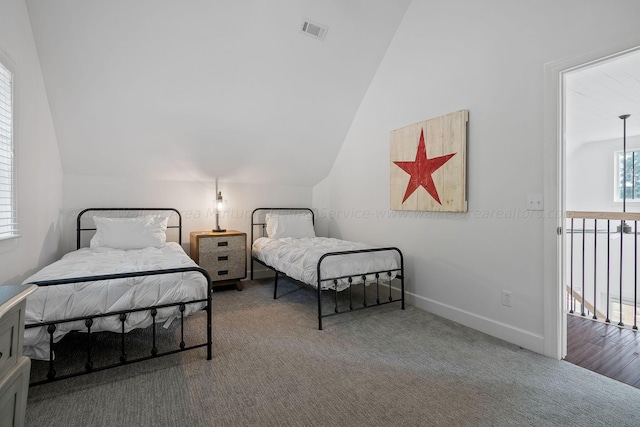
[0,61,17,239]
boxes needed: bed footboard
[315,247,404,330]
[25,267,212,386]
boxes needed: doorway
[561,51,640,385]
[543,40,640,361]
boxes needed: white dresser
[0,285,37,427]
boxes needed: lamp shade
[213,191,226,232]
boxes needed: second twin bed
[251,208,405,329]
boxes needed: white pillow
[90,216,169,249]
[265,212,315,239]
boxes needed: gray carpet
[25,279,640,427]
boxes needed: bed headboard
[76,208,182,249]
[250,208,314,244]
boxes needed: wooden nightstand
[190,230,247,291]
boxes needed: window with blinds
[615,149,640,202]
[0,61,17,240]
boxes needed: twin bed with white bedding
[22,208,212,385]
[251,208,404,329]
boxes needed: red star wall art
[390,110,468,212]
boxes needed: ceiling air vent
[300,19,328,41]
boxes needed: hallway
[565,314,640,388]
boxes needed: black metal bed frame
[25,208,213,386]
[250,208,404,330]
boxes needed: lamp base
[212,227,227,233]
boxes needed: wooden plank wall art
[390,110,468,212]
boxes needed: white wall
[0,0,63,285]
[62,175,312,264]
[314,0,640,356]
[567,135,640,212]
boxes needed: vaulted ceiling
[26,0,411,185]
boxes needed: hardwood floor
[565,313,640,388]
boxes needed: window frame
[613,148,640,204]
[0,54,19,241]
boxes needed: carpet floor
[25,279,640,426]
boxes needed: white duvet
[252,237,399,291]
[21,242,208,360]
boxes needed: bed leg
[85,319,94,372]
[317,283,323,330]
[273,272,279,299]
[47,324,56,380]
[120,313,128,363]
[206,279,213,360]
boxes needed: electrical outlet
[502,291,512,307]
[526,194,544,211]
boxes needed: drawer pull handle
[218,270,229,276]
[218,241,228,247]
[218,256,228,261]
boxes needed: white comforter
[252,237,399,291]
[22,242,208,360]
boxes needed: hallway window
[615,150,640,202]
[0,60,17,240]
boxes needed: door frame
[543,38,640,360]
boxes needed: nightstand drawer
[0,357,30,427]
[209,265,245,281]
[0,309,20,380]
[199,235,245,253]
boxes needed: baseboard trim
[407,291,545,355]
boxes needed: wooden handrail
[566,211,640,221]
